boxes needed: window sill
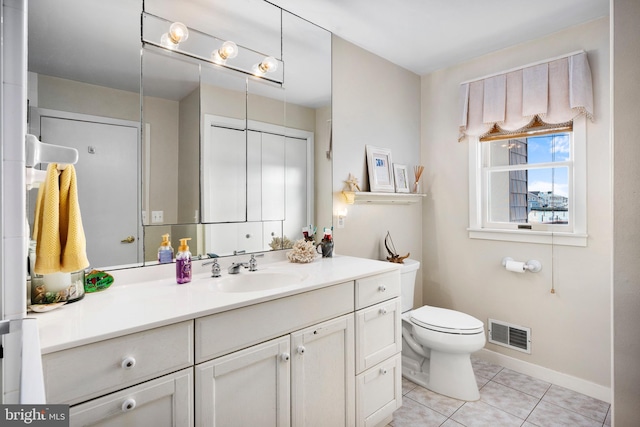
[468,228,587,247]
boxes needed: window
[468,116,587,246]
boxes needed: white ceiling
[268,0,609,75]
[28,0,609,105]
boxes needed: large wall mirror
[27,0,332,270]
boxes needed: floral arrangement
[287,239,317,263]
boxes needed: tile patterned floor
[387,356,611,427]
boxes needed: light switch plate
[151,210,163,223]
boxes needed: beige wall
[332,36,423,307]
[421,17,611,388]
[612,0,640,424]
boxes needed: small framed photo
[393,164,410,193]
[366,145,394,192]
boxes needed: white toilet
[400,259,486,401]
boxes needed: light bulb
[218,41,238,60]
[168,22,189,44]
[257,56,278,73]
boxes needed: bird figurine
[384,231,409,263]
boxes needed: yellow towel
[33,163,90,274]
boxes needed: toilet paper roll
[505,260,526,273]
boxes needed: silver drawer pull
[378,285,386,292]
[379,308,388,315]
[380,368,388,375]
[121,356,136,369]
[297,345,306,355]
[281,352,290,362]
[122,398,136,412]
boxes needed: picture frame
[393,164,410,193]
[366,145,394,192]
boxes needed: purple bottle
[176,238,192,284]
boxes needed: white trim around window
[467,116,587,247]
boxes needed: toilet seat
[410,305,484,335]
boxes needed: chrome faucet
[228,262,248,274]
[228,254,264,274]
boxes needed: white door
[33,109,141,269]
[291,314,355,427]
[195,336,291,427]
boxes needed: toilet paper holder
[501,257,542,273]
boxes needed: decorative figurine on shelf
[384,231,409,263]
[345,173,361,192]
[316,228,333,258]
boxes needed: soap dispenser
[176,238,192,284]
[158,234,174,264]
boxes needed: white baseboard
[475,348,611,403]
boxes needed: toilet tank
[399,259,420,312]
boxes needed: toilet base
[402,350,480,402]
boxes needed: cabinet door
[70,368,193,427]
[356,354,402,427]
[291,314,355,427]
[355,298,402,373]
[195,336,290,427]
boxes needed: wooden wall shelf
[342,191,425,205]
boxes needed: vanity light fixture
[143,13,283,83]
[160,22,189,49]
[253,56,279,75]
[212,40,238,63]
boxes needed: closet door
[284,136,309,240]
[202,125,246,223]
[261,132,285,221]
[38,113,140,268]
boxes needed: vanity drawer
[195,281,354,363]
[43,321,194,405]
[356,298,402,374]
[356,353,402,427]
[355,270,400,310]
[70,368,193,427]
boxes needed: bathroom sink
[215,270,308,293]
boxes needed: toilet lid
[410,306,484,334]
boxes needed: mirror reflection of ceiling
[268,0,609,75]
[28,0,609,89]
[28,0,331,108]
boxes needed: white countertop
[31,255,400,354]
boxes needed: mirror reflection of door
[30,109,141,269]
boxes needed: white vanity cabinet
[195,314,355,427]
[38,257,402,427]
[354,271,403,427]
[194,282,355,427]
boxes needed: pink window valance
[458,51,594,141]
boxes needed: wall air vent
[488,319,531,354]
